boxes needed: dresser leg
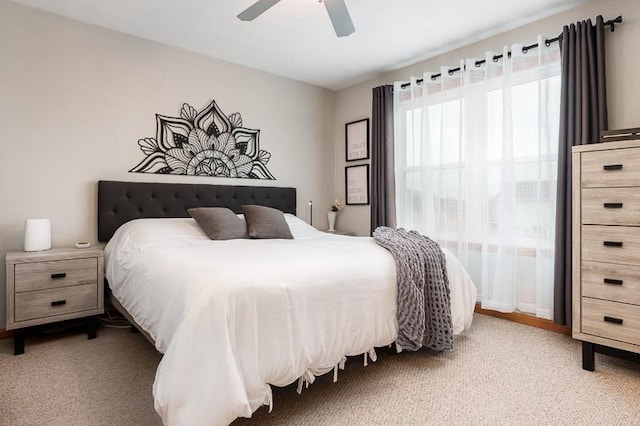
[14,330,25,355]
[582,341,595,371]
[87,317,97,340]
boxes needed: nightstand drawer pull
[603,202,623,209]
[51,273,67,280]
[51,300,67,307]
[603,278,623,285]
[603,316,623,325]
[603,241,623,247]
[603,164,623,171]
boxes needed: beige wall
[0,1,336,328]
[334,0,640,236]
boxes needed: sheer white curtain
[394,37,561,319]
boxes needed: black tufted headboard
[97,180,296,242]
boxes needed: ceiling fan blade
[237,0,281,21]
[323,0,355,37]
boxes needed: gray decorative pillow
[242,205,293,239]
[188,207,247,240]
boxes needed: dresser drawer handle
[603,202,623,209]
[51,300,67,307]
[51,273,67,279]
[603,241,623,247]
[603,316,623,325]
[603,164,623,171]
[603,278,623,285]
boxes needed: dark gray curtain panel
[554,16,608,326]
[370,85,396,234]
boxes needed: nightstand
[5,248,104,355]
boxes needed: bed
[98,180,477,426]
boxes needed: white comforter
[105,215,476,426]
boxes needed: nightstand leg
[582,341,595,371]
[14,330,25,355]
[87,317,97,340]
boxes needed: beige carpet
[1,314,639,425]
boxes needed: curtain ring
[493,55,499,63]
[430,74,437,81]
[447,69,454,75]
[544,39,551,47]
[475,60,482,68]
[522,46,529,54]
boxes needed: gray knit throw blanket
[373,227,453,352]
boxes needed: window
[394,44,561,319]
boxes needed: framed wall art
[345,164,369,205]
[345,118,370,162]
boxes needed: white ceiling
[10,0,586,90]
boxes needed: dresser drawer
[582,261,640,305]
[14,258,97,293]
[582,298,640,346]
[14,284,98,322]
[582,225,640,266]
[582,187,640,225]
[581,147,640,188]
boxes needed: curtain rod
[399,15,622,89]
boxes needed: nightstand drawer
[582,298,640,346]
[14,258,97,293]
[581,147,640,188]
[582,187,640,226]
[582,225,640,265]
[582,261,640,305]
[14,284,98,322]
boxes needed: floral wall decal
[130,100,275,179]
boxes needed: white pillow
[284,214,323,238]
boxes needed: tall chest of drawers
[572,140,640,370]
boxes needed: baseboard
[0,328,14,340]
[474,304,571,335]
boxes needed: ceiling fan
[237,0,355,37]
